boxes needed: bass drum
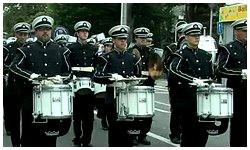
[199,118,229,136]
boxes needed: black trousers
[230,81,247,147]
[176,107,208,147]
[3,93,12,133]
[73,93,94,144]
[95,98,107,119]
[9,97,21,146]
[106,103,133,147]
[21,109,57,147]
[168,85,181,139]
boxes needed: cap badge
[193,24,198,29]
[42,17,48,22]
[121,28,126,32]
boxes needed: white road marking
[155,86,168,90]
[147,132,180,147]
[155,101,170,106]
[155,108,171,114]
[154,88,169,92]
[155,92,168,94]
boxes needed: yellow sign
[219,4,247,22]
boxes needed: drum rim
[33,115,72,119]
[197,115,233,118]
[33,84,71,91]
[74,77,91,81]
[118,86,154,92]
[197,87,233,92]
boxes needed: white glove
[193,78,208,87]
[73,75,77,80]
[242,69,247,79]
[128,76,139,86]
[210,83,216,88]
[111,73,124,81]
[51,75,63,84]
[30,73,40,79]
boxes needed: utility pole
[208,4,216,36]
[120,3,127,25]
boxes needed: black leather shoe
[12,144,20,147]
[170,136,180,144]
[72,138,82,147]
[133,139,139,146]
[6,131,11,136]
[138,138,151,145]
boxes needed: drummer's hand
[51,75,63,84]
[73,75,77,80]
[111,73,124,81]
[30,73,40,80]
[242,69,247,76]
[128,76,139,86]
[193,78,209,87]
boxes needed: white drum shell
[33,84,73,119]
[197,87,233,118]
[117,86,155,118]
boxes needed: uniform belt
[72,67,94,72]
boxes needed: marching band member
[168,22,214,146]
[3,22,30,147]
[9,15,72,147]
[68,21,98,147]
[54,34,69,47]
[94,25,141,147]
[102,37,113,53]
[162,21,187,144]
[146,32,153,46]
[95,37,113,130]
[216,18,247,147]
[128,27,161,145]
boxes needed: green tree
[3,3,48,36]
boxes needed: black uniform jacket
[163,36,186,73]
[169,45,214,108]
[9,40,72,108]
[68,40,98,78]
[10,40,72,79]
[94,48,141,104]
[128,45,158,72]
[3,41,26,97]
[216,40,247,89]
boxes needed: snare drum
[73,77,94,95]
[117,86,155,119]
[32,84,73,120]
[196,84,233,118]
[93,83,106,98]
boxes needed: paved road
[3,79,230,147]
